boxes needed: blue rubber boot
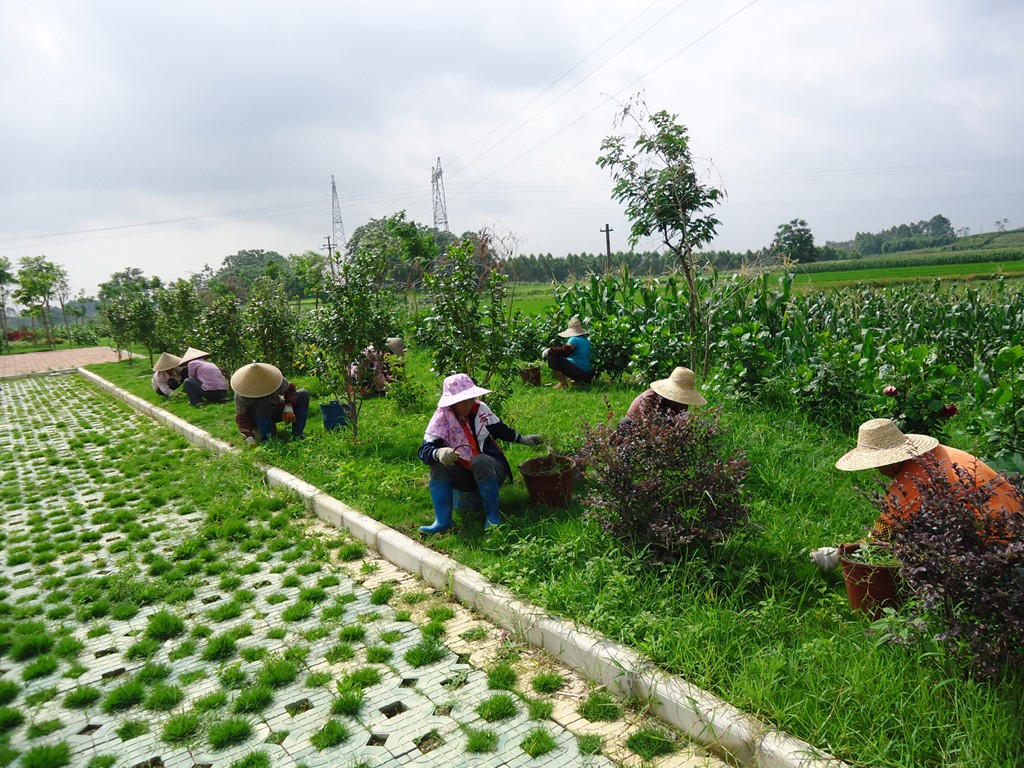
[420,480,454,534]
[478,478,503,529]
[254,416,275,443]
[291,407,308,440]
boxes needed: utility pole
[600,224,614,273]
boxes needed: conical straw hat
[180,346,211,364]
[650,367,707,406]
[835,418,938,471]
[153,352,182,373]
[230,362,283,398]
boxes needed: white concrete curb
[79,367,848,768]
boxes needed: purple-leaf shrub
[578,408,750,561]
[882,454,1024,678]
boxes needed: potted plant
[518,359,543,387]
[837,540,905,620]
[518,454,575,507]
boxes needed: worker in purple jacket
[180,347,229,406]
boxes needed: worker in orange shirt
[811,418,1021,569]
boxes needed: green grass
[143,684,184,711]
[18,742,71,768]
[208,717,252,750]
[464,726,498,753]
[83,346,1024,768]
[310,719,349,750]
[161,712,200,744]
[577,733,603,755]
[62,686,102,709]
[233,685,274,713]
[626,726,677,759]
[404,638,446,667]
[486,663,518,691]
[520,727,557,758]
[531,671,564,694]
[577,690,622,722]
[116,720,149,741]
[102,680,146,713]
[476,694,517,722]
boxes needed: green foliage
[464,726,498,753]
[520,727,557,758]
[196,291,246,376]
[154,279,201,356]
[531,672,564,694]
[207,717,252,750]
[310,719,349,750]
[243,276,297,372]
[476,693,517,722]
[971,344,1024,458]
[160,712,200,744]
[626,726,677,759]
[873,344,962,437]
[577,690,622,722]
[18,742,71,768]
[419,236,519,386]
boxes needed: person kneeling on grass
[180,346,229,406]
[232,362,310,445]
[810,417,1022,570]
[151,352,184,398]
[542,315,594,389]
[623,366,706,424]
[417,373,542,534]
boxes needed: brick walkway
[0,346,127,379]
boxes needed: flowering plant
[873,343,962,437]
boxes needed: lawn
[86,350,1024,768]
[794,259,1024,288]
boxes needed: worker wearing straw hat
[542,315,594,389]
[624,366,707,422]
[180,346,229,406]
[231,362,310,444]
[151,352,184,398]
[417,373,542,534]
[811,418,1021,570]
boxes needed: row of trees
[0,255,88,352]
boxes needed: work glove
[282,405,296,424]
[435,447,458,466]
[245,435,257,447]
[541,347,550,360]
[810,546,839,572]
[518,434,542,446]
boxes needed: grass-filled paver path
[0,374,726,768]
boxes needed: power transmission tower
[431,157,449,233]
[324,175,347,276]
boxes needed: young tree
[0,256,15,352]
[155,279,202,355]
[13,256,62,348]
[53,266,74,343]
[597,97,724,374]
[301,233,399,439]
[243,275,297,372]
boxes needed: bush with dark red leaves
[578,408,751,561]
[882,454,1024,678]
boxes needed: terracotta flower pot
[519,366,542,387]
[518,455,575,508]
[838,542,905,620]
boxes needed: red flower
[883,385,898,397]
[940,403,959,418]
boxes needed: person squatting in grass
[622,366,707,424]
[542,315,594,389]
[180,346,229,406]
[232,362,310,445]
[417,373,542,534]
[151,352,183,398]
[811,417,1023,570]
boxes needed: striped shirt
[187,359,227,392]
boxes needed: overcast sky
[2,0,1022,297]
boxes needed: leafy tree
[301,233,399,439]
[243,276,297,372]
[196,291,246,377]
[214,249,290,300]
[346,212,439,311]
[0,256,15,352]
[13,256,62,348]
[98,267,161,303]
[289,250,328,311]
[773,219,817,263]
[53,266,74,343]
[420,234,517,387]
[597,97,724,374]
[154,279,202,356]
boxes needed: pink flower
[941,403,959,418]
[883,385,898,397]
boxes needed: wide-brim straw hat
[437,373,491,408]
[153,352,182,373]
[180,346,212,364]
[557,315,588,338]
[230,362,283,399]
[386,337,405,356]
[835,418,938,471]
[650,367,707,406]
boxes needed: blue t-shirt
[567,335,592,373]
